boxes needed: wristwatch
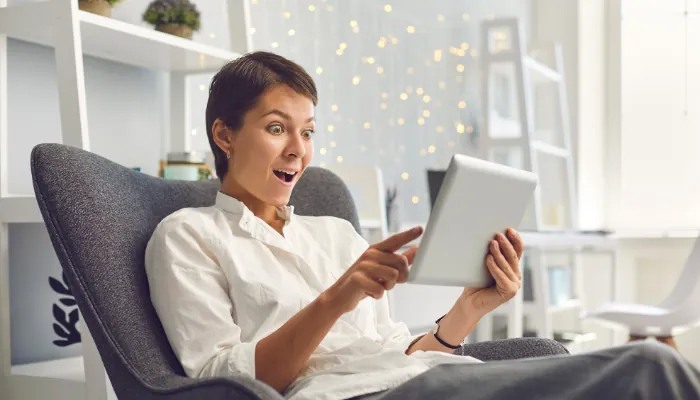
[431,315,462,350]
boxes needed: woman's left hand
[458,228,524,316]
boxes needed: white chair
[582,236,700,349]
[323,165,388,244]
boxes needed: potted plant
[78,0,121,17]
[143,0,201,40]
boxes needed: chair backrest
[30,143,359,397]
[659,235,700,322]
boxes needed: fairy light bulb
[411,196,419,204]
[283,11,291,19]
[381,92,389,99]
[330,141,337,147]
[458,101,466,109]
[456,64,465,72]
[416,88,424,95]
[384,4,392,12]
[308,4,316,11]
[400,93,408,100]
[422,95,431,103]
[397,118,405,125]
[436,125,444,133]
[364,122,371,129]
[352,76,361,85]
[331,104,338,112]
[320,148,327,155]
[407,25,415,33]
[336,156,344,163]
[401,172,409,180]
[316,67,323,75]
[428,145,436,153]
[328,125,335,132]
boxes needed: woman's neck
[220,179,285,233]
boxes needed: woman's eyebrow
[260,109,315,122]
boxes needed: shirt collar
[214,191,295,225]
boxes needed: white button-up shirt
[145,192,479,400]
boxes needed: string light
[422,95,431,103]
[411,196,420,204]
[400,93,408,100]
[437,14,445,22]
[381,92,389,99]
[438,81,446,89]
[352,76,361,85]
[288,29,296,36]
[199,84,206,91]
[336,49,344,56]
[398,118,405,125]
[428,145,436,153]
[336,156,344,163]
[328,125,335,132]
[376,66,384,74]
[407,67,414,74]
[434,49,442,62]
[461,42,469,50]
[350,20,358,28]
[330,141,337,147]
[331,104,338,111]
[364,122,371,129]
[456,123,465,134]
[384,4,392,12]
[326,5,333,11]
[283,11,291,19]
[339,42,348,50]
[380,102,388,109]
[315,67,323,75]
[401,172,409,180]
[391,36,399,45]
[417,117,425,125]
[422,109,430,117]
[416,87,424,95]
[320,148,327,154]
[308,4,316,11]
[458,101,466,109]
[456,64,465,72]
[467,125,474,134]
[436,125,444,133]
[406,25,415,34]
[470,49,478,57]
[462,13,470,21]
[420,149,427,156]
[271,42,279,48]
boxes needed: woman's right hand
[324,226,424,314]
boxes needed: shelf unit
[0,0,251,399]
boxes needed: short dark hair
[205,51,318,181]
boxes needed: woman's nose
[286,132,306,158]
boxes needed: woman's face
[226,85,315,208]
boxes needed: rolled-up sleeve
[145,218,257,379]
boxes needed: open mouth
[273,169,298,183]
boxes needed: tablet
[407,154,538,287]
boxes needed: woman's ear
[211,119,234,155]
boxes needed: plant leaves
[53,323,69,338]
[53,304,67,325]
[68,309,79,324]
[53,339,72,347]
[60,298,77,307]
[49,277,70,295]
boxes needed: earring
[226,149,231,160]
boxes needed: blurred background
[2,0,700,398]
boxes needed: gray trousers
[352,341,700,400]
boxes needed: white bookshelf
[0,0,252,399]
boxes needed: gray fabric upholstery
[458,337,569,361]
[30,143,567,400]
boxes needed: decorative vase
[156,23,193,40]
[78,0,111,17]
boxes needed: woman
[145,51,700,400]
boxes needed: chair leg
[628,335,647,342]
[655,336,679,350]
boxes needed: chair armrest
[457,338,569,361]
[150,375,285,400]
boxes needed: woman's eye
[267,124,283,135]
[302,129,315,139]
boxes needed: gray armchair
[30,143,568,399]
